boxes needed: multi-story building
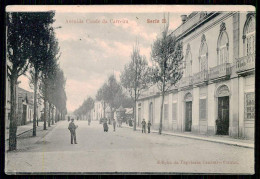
[136,11,255,140]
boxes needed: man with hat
[68,118,78,144]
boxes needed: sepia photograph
[4,5,255,174]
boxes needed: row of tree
[120,19,184,134]
[74,97,94,119]
[74,74,133,119]
[7,12,67,151]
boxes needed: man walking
[68,118,78,144]
[141,119,146,133]
[113,118,116,132]
[147,121,152,133]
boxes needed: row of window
[184,15,255,77]
[140,92,255,123]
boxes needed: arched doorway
[184,93,192,132]
[216,85,230,135]
[149,102,153,124]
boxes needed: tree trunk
[52,107,54,125]
[133,104,136,131]
[159,89,165,135]
[33,70,38,136]
[43,98,47,130]
[9,75,18,151]
[48,103,51,127]
[36,97,39,126]
[133,89,137,131]
[55,109,58,123]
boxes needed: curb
[122,125,254,149]
[34,122,60,143]
[5,123,57,141]
[5,128,33,141]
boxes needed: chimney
[181,15,187,24]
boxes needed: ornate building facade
[136,12,255,139]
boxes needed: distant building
[137,12,255,139]
[92,100,105,121]
[17,87,34,125]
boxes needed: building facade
[92,100,105,121]
[136,12,255,140]
[17,87,34,125]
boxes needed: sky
[11,5,253,113]
[18,10,183,113]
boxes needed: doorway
[216,96,229,135]
[185,101,192,132]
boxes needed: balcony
[179,76,193,89]
[236,53,255,76]
[192,70,209,86]
[209,63,231,82]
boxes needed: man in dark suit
[68,118,78,144]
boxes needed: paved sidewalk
[5,121,59,152]
[122,124,254,149]
[5,121,45,140]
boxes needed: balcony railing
[236,53,255,74]
[179,76,193,88]
[192,70,209,85]
[209,63,231,80]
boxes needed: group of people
[67,117,153,145]
[141,119,152,134]
[103,118,117,132]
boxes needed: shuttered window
[172,103,177,121]
[245,93,255,120]
[199,99,207,120]
[164,104,169,121]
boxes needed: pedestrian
[68,118,78,144]
[68,116,70,122]
[147,121,152,133]
[103,119,109,132]
[141,119,146,133]
[113,118,116,132]
[88,118,91,126]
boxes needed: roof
[18,87,34,105]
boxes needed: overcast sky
[8,5,253,113]
[18,11,183,113]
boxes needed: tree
[150,20,183,134]
[120,42,151,131]
[39,28,60,129]
[27,12,56,136]
[106,75,123,110]
[96,75,125,118]
[52,68,67,121]
[74,97,94,119]
[6,12,31,151]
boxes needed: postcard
[5,5,255,174]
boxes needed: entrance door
[22,104,27,125]
[217,96,229,135]
[185,101,192,131]
[138,108,141,126]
